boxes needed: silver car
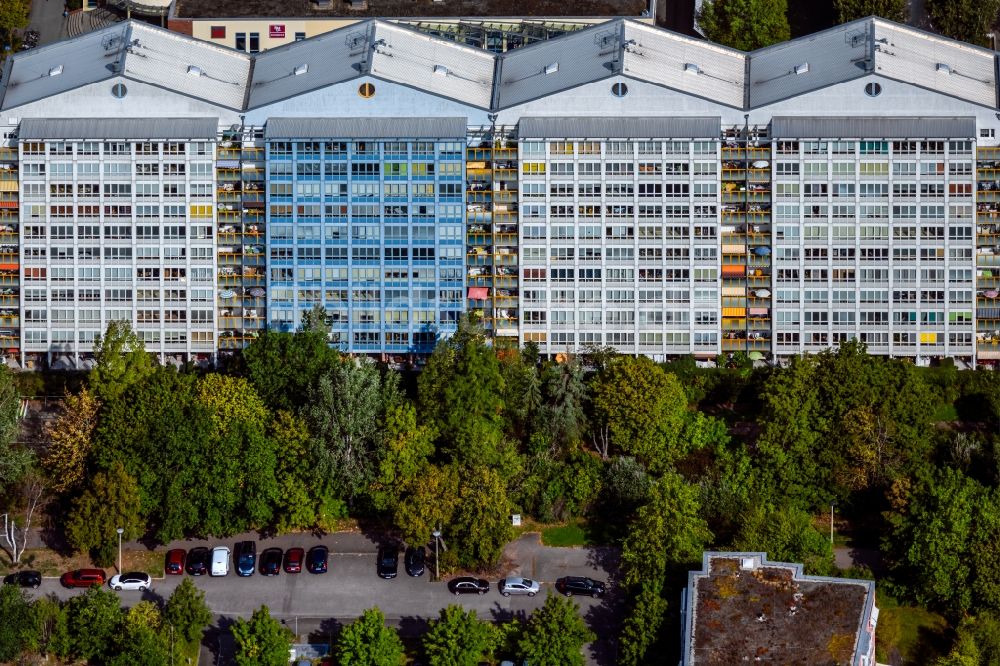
[499,576,540,597]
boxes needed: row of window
[23,267,212,281]
[22,163,212,177]
[269,141,463,157]
[21,142,206,156]
[22,225,212,240]
[24,183,206,198]
[23,330,213,344]
[23,288,211,302]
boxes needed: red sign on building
[269,24,286,38]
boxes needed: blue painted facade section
[265,139,466,354]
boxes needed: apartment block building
[0,16,997,369]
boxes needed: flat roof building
[0,16,997,369]
[680,552,878,665]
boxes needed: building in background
[680,552,878,665]
[0,16,997,369]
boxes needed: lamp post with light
[116,527,124,573]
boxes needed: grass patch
[875,593,951,664]
[123,549,165,578]
[1,547,165,578]
[540,522,590,548]
[931,403,959,422]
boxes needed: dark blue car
[235,541,256,577]
[307,545,329,574]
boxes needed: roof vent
[187,65,204,77]
[48,65,63,77]
[544,62,559,75]
[433,64,449,76]
[936,63,951,75]
[794,63,809,75]
[740,557,757,570]
[293,64,308,76]
[684,63,701,75]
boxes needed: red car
[60,568,106,589]
[284,547,304,573]
[165,549,186,575]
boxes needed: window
[294,32,306,41]
[611,82,628,97]
[235,32,246,51]
[981,128,996,139]
[358,82,375,98]
[864,82,882,97]
[248,32,260,53]
[211,26,226,39]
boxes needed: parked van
[211,546,230,576]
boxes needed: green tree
[604,456,651,508]
[306,359,400,500]
[231,606,294,666]
[541,358,588,452]
[42,388,100,494]
[370,402,435,512]
[698,0,791,50]
[32,596,70,658]
[885,467,979,613]
[66,586,124,661]
[89,320,154,403]
[108,624,169,666]
[64,461,143,566]
[620,472,711,589]
[450,466,515,569]
[756,342,936,509]
[336,607,405,666]
[0,0,29,42]
[423,605,493,666]
[164,578,212,644]
[394,463,459,548]
[0,364,28,492]
[731,503,834,575]
[241,328,339,411]
[196,374,269,434]
[618,582,668,666]
[517,594,595,666]
[419,316,506,466]
[833,0,905,21]
[0,584,37,661]
[590,356,689,472]
[926,0,1000,46]
[499,347,542,443]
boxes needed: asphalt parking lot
[22,534,622,665]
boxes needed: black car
[447,576,490,595]
[555,576,606,598]
[3,570,41,588]
[260,548,282,576]
[186,547,210,576]
[307,545,329,574]
[377,545,399,579]
[404,546,425,577]
[235,541,256,577]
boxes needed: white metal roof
[871,19,997,109]
[248,23,370,109]
[748,20,870,108]
[0,23,128,111]
[123,23,251,110]
[622,21,745,109]
[368,21,495,109]
[496,21,622,109]
[1,16,998,114]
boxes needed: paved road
[26,0,69,47]
[19,534,621,665]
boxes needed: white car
[211,546,231,576]
[499,576,540,597]
[108,572,152,591]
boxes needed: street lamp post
[432,529,441,581]
[116,527,124,573]
[829,502,836,545]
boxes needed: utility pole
[116,527,124,573]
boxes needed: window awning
[468,287,489,300]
